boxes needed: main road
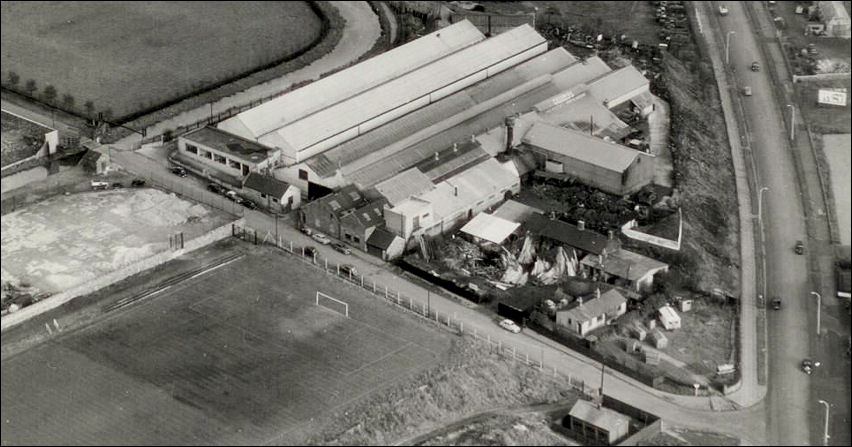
[710,1,817,445]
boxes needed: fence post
[385,286,388,299]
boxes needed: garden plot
[1,188,231,298]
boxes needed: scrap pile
[498,236,580,287]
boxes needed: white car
[718,5,728,15]
[311,232,332,245]
[499,319,521,334]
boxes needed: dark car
[240,197,258,210]
[207,183,226,195]
[750,61,760,72]
[303,245,318,258]
[111,182,124,189]
[771,297,782,310]
[169,166,187,177]
[339,264,358,277]
[130,179,146,187]
[795,240,804,255]
[332,243,351,255]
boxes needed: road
[710,1,832,445]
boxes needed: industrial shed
[521,122,655,195]
[586,65,651,113]
[249,23,547,164]
[218,20,486,144]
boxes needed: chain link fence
[232,223,597,399]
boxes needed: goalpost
[316,291,349,318]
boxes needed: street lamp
[811,291,822,337]
[787,104,796,141]
[726,31,736,66]
[758,187,769,222]
[818,399,830,446]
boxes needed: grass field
[0,1,321,120]
[1,246,452,445]
[822,134,851,246]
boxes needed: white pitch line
[188,254,244,280]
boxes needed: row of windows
[186,144,245,170]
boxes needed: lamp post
[758,187,769,223]
[811,291,822,336]
[787,104,796,141]
[726,31,736,66]
[818,399,830,446]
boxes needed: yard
[1,246,453,445]
[0,186,232,311]
[0,1,322,120]
[768,1,852,75]
[1,111,49,168]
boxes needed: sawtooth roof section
[268,24,547,157]
[522,122,638,173]
[218,21,485,140]
[305,47,576,178]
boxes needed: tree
[84,100,95,118]
[42,85,57,105]
[62,94,75,110]
[25,79,37,96]
[7,71,19,87]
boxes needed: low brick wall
[1,218,242,332]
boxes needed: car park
[332,243,351,255]
[499,319,522,334]
[311,232,332,245]
[169,166,187,177]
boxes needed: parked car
[91,181,110,191]
[311,232,332,245]
[299,225,313,236]
[130,179,146,187]
[718,5,728,15]
[207,183,226,195]
[339,264,358,277]
[303,245,318,258]
[240,197,258,210]
[332,243,351,255]
[169,166,187,177]
[751,61,760,72]
[224,190,238,201]
[795,240,804,255]
[802,358,820,375]
[771,297,782,310]
[499,319,522,334]
[742,86,752,96]
[111,182,124,189]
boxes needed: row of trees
[5,71,112,120]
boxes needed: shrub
[42,85,57,105]
[7,71,20,87]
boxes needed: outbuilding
[242,172,301,213]
[564,399,630,445]
[657,305,681,330]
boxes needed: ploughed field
[0,1,322,120]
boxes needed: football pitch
[1,246,452,445]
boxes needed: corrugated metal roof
[587,65,649,106]
[307,47,575,180]
[373,168,435,206]
[270,24,547,156]
[417,158,518,222]
[461,213,519,244]
[523,213,612,255]
[536,91,630,138]
[220,21,485,140]
[522,122,638,173]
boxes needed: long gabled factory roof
[262,24,547,160]
[218,20,485,141]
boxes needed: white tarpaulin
[518,235,536,265]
